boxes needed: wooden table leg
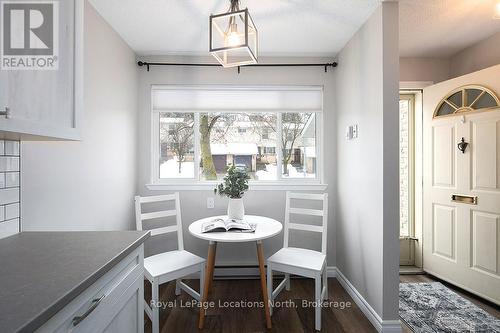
[199,241,217,329]
[207,242,217,293]
[256,240,272,329]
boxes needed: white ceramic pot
[227,198,245,220]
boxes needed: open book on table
[201,218,257,233]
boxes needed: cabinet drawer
[36,245,144,333]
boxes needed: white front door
[423,109,500,304]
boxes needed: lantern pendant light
[209,0,258,67]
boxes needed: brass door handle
[451,194,477,205]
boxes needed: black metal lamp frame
[209,3,258,67]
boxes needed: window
[263,146,275,154]
[433,85,500,118]
[151,86,323,185]
[281,113,316,178]
[199,112,277,180]
[262,128,270,140]
[399,95,415,237]
[159,113,195,179]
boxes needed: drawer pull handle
[451,194,477,205]
[72,295,105,326]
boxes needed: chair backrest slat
[289,207,324,217]
[149,225,178,236]
[139,194,177,203]
[288,223,323,233]
[283,191,328,254]
[141,209,177,221]
[134,193,184,251]
[288,192,326,200]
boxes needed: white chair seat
[268,247,326,272]
[144,250,205,278]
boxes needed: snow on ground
[160,157,315,179]
[160,158,194,178]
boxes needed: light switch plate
[346,125,353,140]
[207,197,215,209]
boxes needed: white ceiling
[399,0,500,58]
[90,0,500,59]
[88,0,380,57]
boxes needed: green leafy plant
[214,165,250,199]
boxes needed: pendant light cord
[226,0,241,33]
[229,0,240,12]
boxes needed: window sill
[145,182,328,191]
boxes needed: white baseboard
[327,266,337,278]
[333,267,402,333]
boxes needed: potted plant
[214,165,250,220]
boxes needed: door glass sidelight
[399,95,415,238]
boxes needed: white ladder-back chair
[267,192,328,331]
[135,193,205,333]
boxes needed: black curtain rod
[137,61,338,73]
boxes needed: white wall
[137,55,337,266]
[400,32,500,84]
[335,1,400,326]
[400,57,450,83]
[20,1,138,231]
[450,32,500,78]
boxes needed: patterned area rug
[400,282,500,333]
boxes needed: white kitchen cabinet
[0,0,83,140]
[36,245,145,333]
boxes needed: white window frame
[148,85,327,191]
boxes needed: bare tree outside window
[159,111,316,180]
[250,113,315,177]
[159,113,195,178]
[199,113,239,180]
[200,113,277,180]
[281,113,312,175]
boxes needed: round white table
[189,215,282,329]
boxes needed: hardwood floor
[400,273,500,333]
[144,273,500,332]
[144,278,377,333]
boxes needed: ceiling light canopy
[209,0,258,68]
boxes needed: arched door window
[433,85,500,118]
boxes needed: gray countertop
[0,231,150,333]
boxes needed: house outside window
[262,128,270,140]
[151,86,323,185]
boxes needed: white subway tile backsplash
[0,188,19,205]
[0,140,20,237]
[0,218,19,239]
[4,141,20,156]
[5,203,19,220]
[0,156,19,172]
[5,172,19,187]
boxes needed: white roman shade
[151,86,323,112]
